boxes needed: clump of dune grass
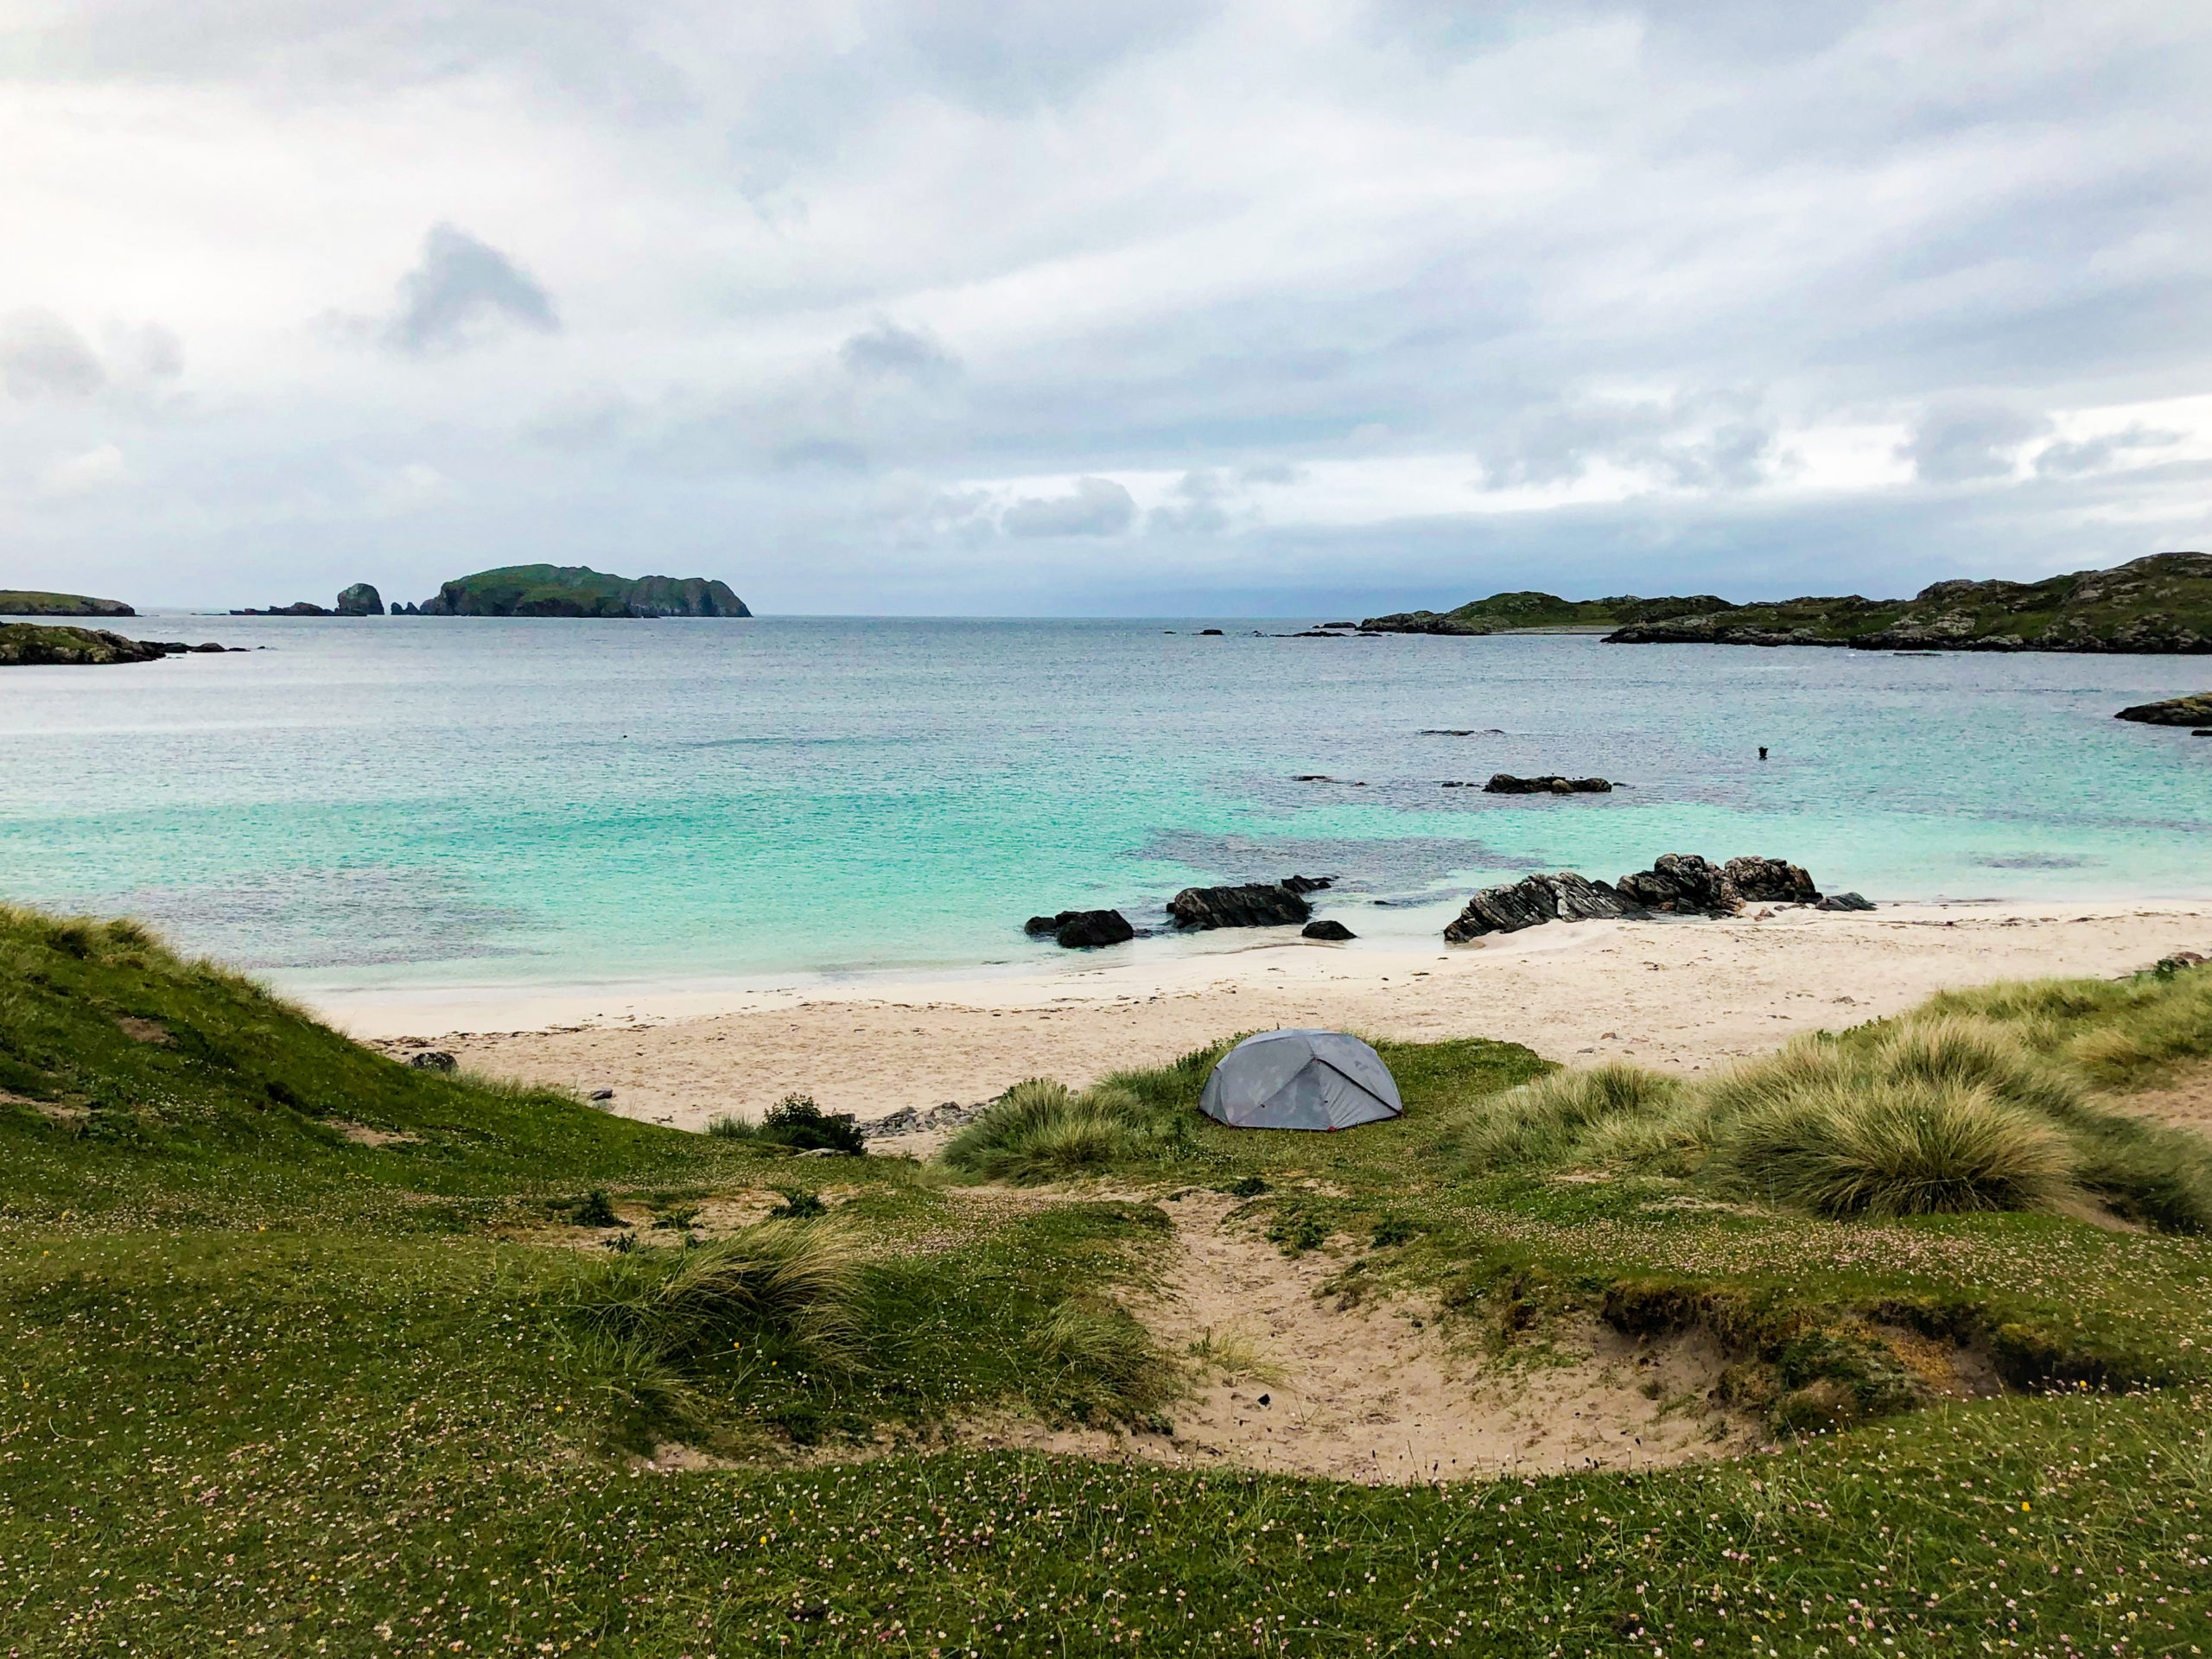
[941,1077,1189,1185]
[1459,1062,1687,1172]
[1028,1294,1180,1424]
[1185,1324,1288,1387]
[1710,1077,2075,1217]
[563,1218,861,1369]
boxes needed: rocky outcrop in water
[1023,909,1136,949]
[335,583,385,616]
[229,601,332,616]
[1301,919,1357,940]
[1484,774,1613,794]
[0,624,220,666]
[1169,883,1313,929]
[2115,693,2212,725]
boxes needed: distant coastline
[1362,550,2212,653]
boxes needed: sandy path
[340,902,2210,1129]
[966,1192,1763,1483]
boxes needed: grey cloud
[839,320,957,385]
[1148,469,1231,535]
[2036,426,2182,479]
[1002,476,1136,537]
[382,224,558,355]
[1,309,106,398]
[1478,393,1781,492]
[1902,405,2052,484]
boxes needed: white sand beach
[329,899,2212,1132]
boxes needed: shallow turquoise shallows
[3,614,2209,999]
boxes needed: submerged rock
[1484,773,1613,794]
[1301,919,1357,941]
[1169,883,1312,929]
[1281,874,1333,893]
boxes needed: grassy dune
[3,902,2211,1654]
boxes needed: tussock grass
[1461,995,2212,1229]
[1028,1294,1181,1424]
[1712,1078,2074,1217]
[1458,1062,1687,1170]
[564,1219,861,1369]
[941,1077,1190,1184]
[1185,1324,1289,1387]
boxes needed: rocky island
[1360,590,1728,635]
[0,589,135,618]
[411,564,750,618]
[0,624,230,665]
[1362,551,2212,653]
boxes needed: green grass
[6,901,2212,1653]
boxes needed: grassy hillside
[416,564,750,618]
[5,901,2212,1654]
[1604,550,2212,652]
[1368,551,2212,652]
[0,589,133,617]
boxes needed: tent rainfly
[1198,1030,1404,1131]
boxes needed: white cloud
[40,442,127,494]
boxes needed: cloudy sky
[3,1,2209,614]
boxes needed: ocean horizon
[6,612,2210,1006]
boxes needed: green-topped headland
[1363,550,2212,652]
[412,563,751,618]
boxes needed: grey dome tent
[1198,1030,1403,1131]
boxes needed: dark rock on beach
[1300,918,1357,940]
[1815,892,1876,912]
[2115,693,2212,726]
[408,1051,458,1072]
[1169,883,1312,929]
[1024,909,1136,948]
[1615,853,1744,917]
[1722,856,1821,905]
[1484,773,1613,794]
[1443,871,1649,942]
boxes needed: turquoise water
[3,614,2209,998]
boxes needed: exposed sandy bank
[336,901,2212,1131]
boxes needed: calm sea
[4,614,2209,1001]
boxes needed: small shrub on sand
[564,1219,861,1368]
[941,1079,1186,1185]
[1711,1078,2074,1218]
[704,1095,865,1154]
